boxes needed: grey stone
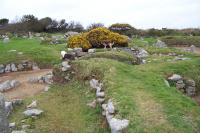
[168,74,182,81]
[88,49,96,53]
[21,124,30,129]
[23,109,43,117]
[10,80,20,88]
[97,98,105,104]
[32,64,40,70]
[12,99,23,106]
[185,79,195,87]
[5,101,13,116]
[73,48,82,53]
[0,64,5,74]
[76,51,87,57]
[153,40,167,48]
[17,64,24,71]
[107,99,115,114]
[96,91,105,98]
[5,64,11,73]
[174,57,191,61]
[176,80,185,90]
[109,118,129,133]
[185,86,196,96]
[0,80,12,92]
[89,79,99,90]
[11,63,17,72]
[9,122,16,128]
[43,74,53,84]
[0,93,10,133]
[12,131,26,133]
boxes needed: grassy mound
[161,36,200,47]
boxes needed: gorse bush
[67,27,128,49]
[86,27,128,48]
[68,33,92,50]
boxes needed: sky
[0,0,200,29]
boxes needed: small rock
[168,74,182,81]
[5,64,11,73]
[17,64,24,71]
[0,64,5,74]
[12,99,23,106]
[88,49,96,53]
[107,99,115,114]
[27,100,37,108]
[185,86,196,97]
[89,79,99,89]
[23,109,43,117]
[12,131,26,133]
[32,64,40,70]
[21,124,30,129]
[96,91,105,97]
[11,63,18,72]
[97,98,105,104]
[109,118,129,133]
[5,101,13,116]
[0,80,12,92]
[9,122,16,128]
[3,37,10,43]
[176,80,185,90]
[10,80,20,88]
[185,79,195,87]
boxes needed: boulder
[0,64,5,74]
[0,93,10,133]
[5,64,11,73]
[185,79,195,87]
[11,63,17,72]
[168,74,182,81]
[109,118,129,133]
[176,80,185,90]
[23,109,43,117]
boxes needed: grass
[6,37,200,133]
[0,38,66,67]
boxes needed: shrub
[67,33,92,50]
[109,23,136,37]
[86,27,128,48]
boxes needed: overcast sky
[0,0,200,29]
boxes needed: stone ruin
[167,74,196,97]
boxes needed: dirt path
[0,69,52,100]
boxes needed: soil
[0,69,52,100]
[193,96,200,106]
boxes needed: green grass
[0,38,66,67]
[161,36,200,47]
[6,37,200,133]
[9,82,109,133]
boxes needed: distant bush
[161,36,200,47]
[109,23,136,37]
[86,27,128,48]
[68,33,92,50]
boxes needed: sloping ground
[72,55,200,133]
[9,83,109,133]
[0,69,52,100]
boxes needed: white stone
[97,98,105,104]
[96,91,105,97]
[5,64,11,73]
[44,86,50,92]
[9,122,16,128]
[88,49,96,53]
[23,109,43,116]
[11,63,17,72]
[3,37,9,43]
[89,79,99,89]
[168,74,182,81]
[87,100,96,108]
[5,101,13,116]
[107,99,115,114]
[109,118,129,133]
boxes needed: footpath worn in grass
[74,54,200,133]
[9,82,109,133]
[0,38,65,67]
